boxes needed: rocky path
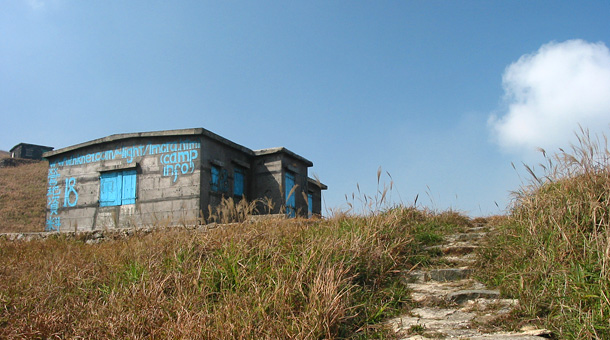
[386,223,552,339]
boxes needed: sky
[2,1,610,216]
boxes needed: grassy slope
[0,161,47,233]
[0,208,469,339]
[2,139,607,338]
[477,131,610,339]
[0,151,474,338]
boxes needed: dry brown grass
[0,161,47,233]
[0,158,481,338]
[0,206,469,339]
[206,196,264,224]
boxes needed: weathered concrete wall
[45,136,201,231]
[308,180,325,216]
[251,155,283,214]
[198,136,254,220]
[252,151,311,217]
[284,155,310,217]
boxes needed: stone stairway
[386,223,552,339]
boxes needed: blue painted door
[285,172,296,217]
[121,170,137,204]
[100,172,121,207]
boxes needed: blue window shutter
[308,193,313,218]
[211,166,219,192]
[100,172,121,207]
[220,169,229,192]
[285,172,296,217]
[234,168,245,196]
[100,170,137,207]
[121,170,137,205]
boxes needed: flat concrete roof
[44,128,252,158]
[43,128,313,167]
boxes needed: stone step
[442,252,478,265]
[447,289,501,305]
[467,332,551,340]
[408,279,487,304]
[400,334,546,340]
[405,268,472,283]
[389,307,477,339]
[428,244,479,255]
[451,232,487,242]
[388,305,550,339]
[429,268,472,281]
[388,223,544,339]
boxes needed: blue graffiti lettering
[63,177,78,207]
[48,167,60,186]
[49,140,200,191]
[46,165,61,231]
[50,140,200,168]
[161,149,198,182]
[46,217,61,231]
[159,150,198,165]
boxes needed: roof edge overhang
[254,147,313,167]
[10,143,54,153]
[43,128,255,159]
[308,177,328,190]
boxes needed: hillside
[0,132,609,338]
[0,150,10,159]
[0,207,485,339]
[0,160,48,233]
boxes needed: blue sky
[2,1,610,216]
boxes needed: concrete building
[10,143,54,160]
[42,128,326,232]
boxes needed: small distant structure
[42,128,327,232]
[10,143,54,160]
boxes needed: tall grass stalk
[206,196,262,224]
[344,167,399,217]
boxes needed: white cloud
[489,40,610,154]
